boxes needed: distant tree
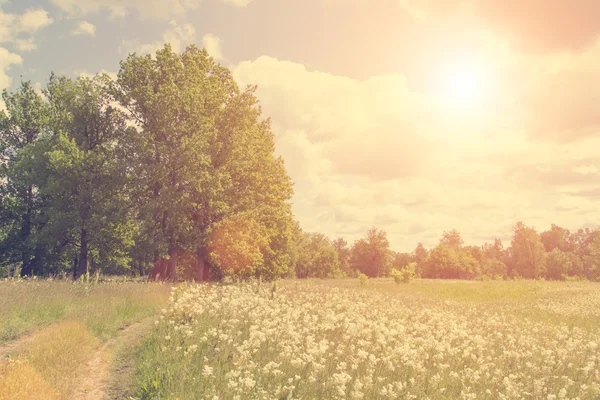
[332,237,351,276]
[481,258,507,278]
[391,251,414,276]
[510,222,546,279]
[350,227,390,277]
[413,243,428,277]
[440,229,463,249]
[295,232,340,279]
[544,248,569,280]
[580,229,600,281]
[482,238,504,261]
[540,224,573,253]
[425,244,478,279]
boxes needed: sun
[439,62,487,110]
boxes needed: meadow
[1,278,599,399]
[136,279,600,400]
[0,278,170,400]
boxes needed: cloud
[71,21,96,37]
[394,0,600,53]
[0,47,23,111]
[120,21,196,55]
[50,0,252,20]
[475,0,600,53]
[232,53,600,250]
[0,8,54,51]
[202,34,224,61]
[518,41,600,142]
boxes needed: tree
[207,213,269,280]
[510,222,546,279]
[440,229,463,249]
[481,258,507,278]
[390,251,413,274]
[333,237,351,276]
[540,224,573,253]
[0,82,49,276]
[116,44,294,280]
[482,238,504,261]
[350,227,390,277]
[544,248,569,280]
[295,232,340,279]
[413,243,428,277]
[32,74,136,278]
[425,244,479,279]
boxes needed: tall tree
[116,44,293,280]
[440,229,464,249]
[350,227,390,277]
[510,222,546,279]
[540,224,573,253]
[413,242,428,277]
[0,82,49,276]
[295,232,340,279]
[333,237,351,276]
[33,74,136,278]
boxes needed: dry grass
[18,320,100,398]
[0,279,171,399]
[0,360,59,400]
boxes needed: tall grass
[0,279,171,399]
[132,279,600,399]
[0,278,170,342]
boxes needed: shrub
[358,272,369,286]
[391,263,416,284]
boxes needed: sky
[1,0,600,252]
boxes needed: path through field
[73,321,147,400]
[0,332,37,361]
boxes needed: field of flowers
[134,279,600,400]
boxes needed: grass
[132,279,600,399]
[1,278,599,399]
[0,278,170,343]
[0,278,171,399]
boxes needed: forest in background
[1,44,600,282]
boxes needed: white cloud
[232,54,600,251]
[50,0,252,20]
[0,8,53,51]
[0,47,23,111]
[202,33,224,61]
[120,21,195,56]
[71,21,96,37]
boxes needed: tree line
[292,223,600,281]
[1,44,599,282]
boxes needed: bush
[358,272,369,286]
[391,263,416,284]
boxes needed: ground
[1,278,599,399]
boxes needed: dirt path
[0,332,37,361]
[73,321,146,400]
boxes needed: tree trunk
[20,185,33,277]
[195,247,206,282]
[72,256,79,279]
[76,228,88,279]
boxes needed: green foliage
[358,272,369,286]
[510,222,546,279]
[391,262,416,284]
[350,227,390,277]
[425,244,479,279]
[293,231,340,279]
